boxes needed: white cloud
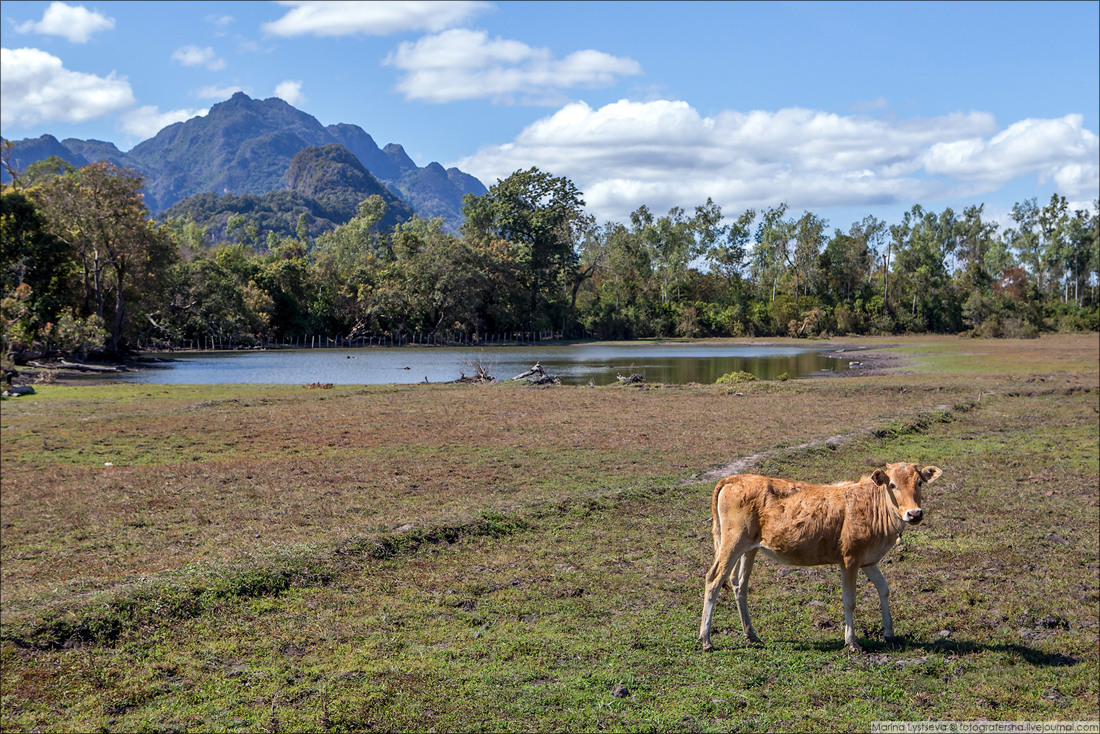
[171,45,226,71]
[118,105,207,138]
[262,0,489,37]
[195,84,247,100]
[922,114,1099,199]
[0,46,134,126]
[384,29,643,104]
[206,14,234,29]
[274,80,306,106]
[14,2,114,44]
[452,99,1100,222]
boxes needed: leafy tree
[954,204,999,293]
[462,167,585,330]
[1,191,74,335]
[821,216,881,305]
[31,162,177,354]
[751,204,793,307]
[1006,197,1043,292]
[708,208,755,291]
[788,211,827,312]
[890,205,958,332]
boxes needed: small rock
[938,630,951,638]
[807,600,827,608]
[1040,614,1068,630]
[611,684,630,698]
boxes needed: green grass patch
[2,336,1097,731]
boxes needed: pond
[119,343,854,386]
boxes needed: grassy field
[1,334,1097,732]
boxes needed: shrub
[716,370,756,384]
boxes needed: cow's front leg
[863,565,895,643]
[734,549,762,644]
[840,564,861,653]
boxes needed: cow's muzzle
[903,508,924,524]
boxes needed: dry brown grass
[1,334,1096,731]
[1,374,996,608]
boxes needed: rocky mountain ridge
[2,92,486,232]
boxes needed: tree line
[2,153,1097,362]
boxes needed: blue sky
[2,0,1098,231]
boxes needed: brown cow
[699,462,943,652]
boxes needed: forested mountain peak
[2,92,486,231]
[1,134,89,176]
[285,144,413,228]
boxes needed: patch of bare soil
[818,343,913,378]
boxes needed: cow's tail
[710,478,733,595]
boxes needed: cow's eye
[889,482,897,490]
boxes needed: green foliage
[715,370,757,384]
[0,191,75,342]
[4,151,1098,354]
[463,167,585,331]
[46,309,108,357]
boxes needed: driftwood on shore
[31,360,121,373]
[616,372,645,384]
[512,362,560,385]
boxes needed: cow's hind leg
[700,531,756,651]
[840,563,862,653]
[733,548,762,644]
[863,565,895,643]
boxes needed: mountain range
[1,92,488,233]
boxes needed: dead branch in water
[512,362,560,385]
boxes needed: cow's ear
[871,469,888,486]
[920,466,943,483]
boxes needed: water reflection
[120,343,850,386]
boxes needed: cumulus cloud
[922,114,1099,198]
[195,84,247,100]
[1,46,134,126]
[118,105,208,139]
[384,29,642,104]
[262,0,489,37]
[274,80,306,106]
[172,45,226,71]
[14,2,114,44]
[452,99,1100,222]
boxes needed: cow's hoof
[747,635,764,645]
[884,635,898,646]
[702,642,716,652]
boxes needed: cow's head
[871,463,942,525]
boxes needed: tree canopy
[2,162,1097,362]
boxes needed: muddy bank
[816,342,913,378]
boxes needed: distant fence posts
[143,327,583,352]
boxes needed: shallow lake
[119,343,854,386]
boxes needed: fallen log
[57,360,121,373]
[512,362,560,385]
[616,372,645,384]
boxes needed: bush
[716,370,756,385]
[46,310,108,359]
